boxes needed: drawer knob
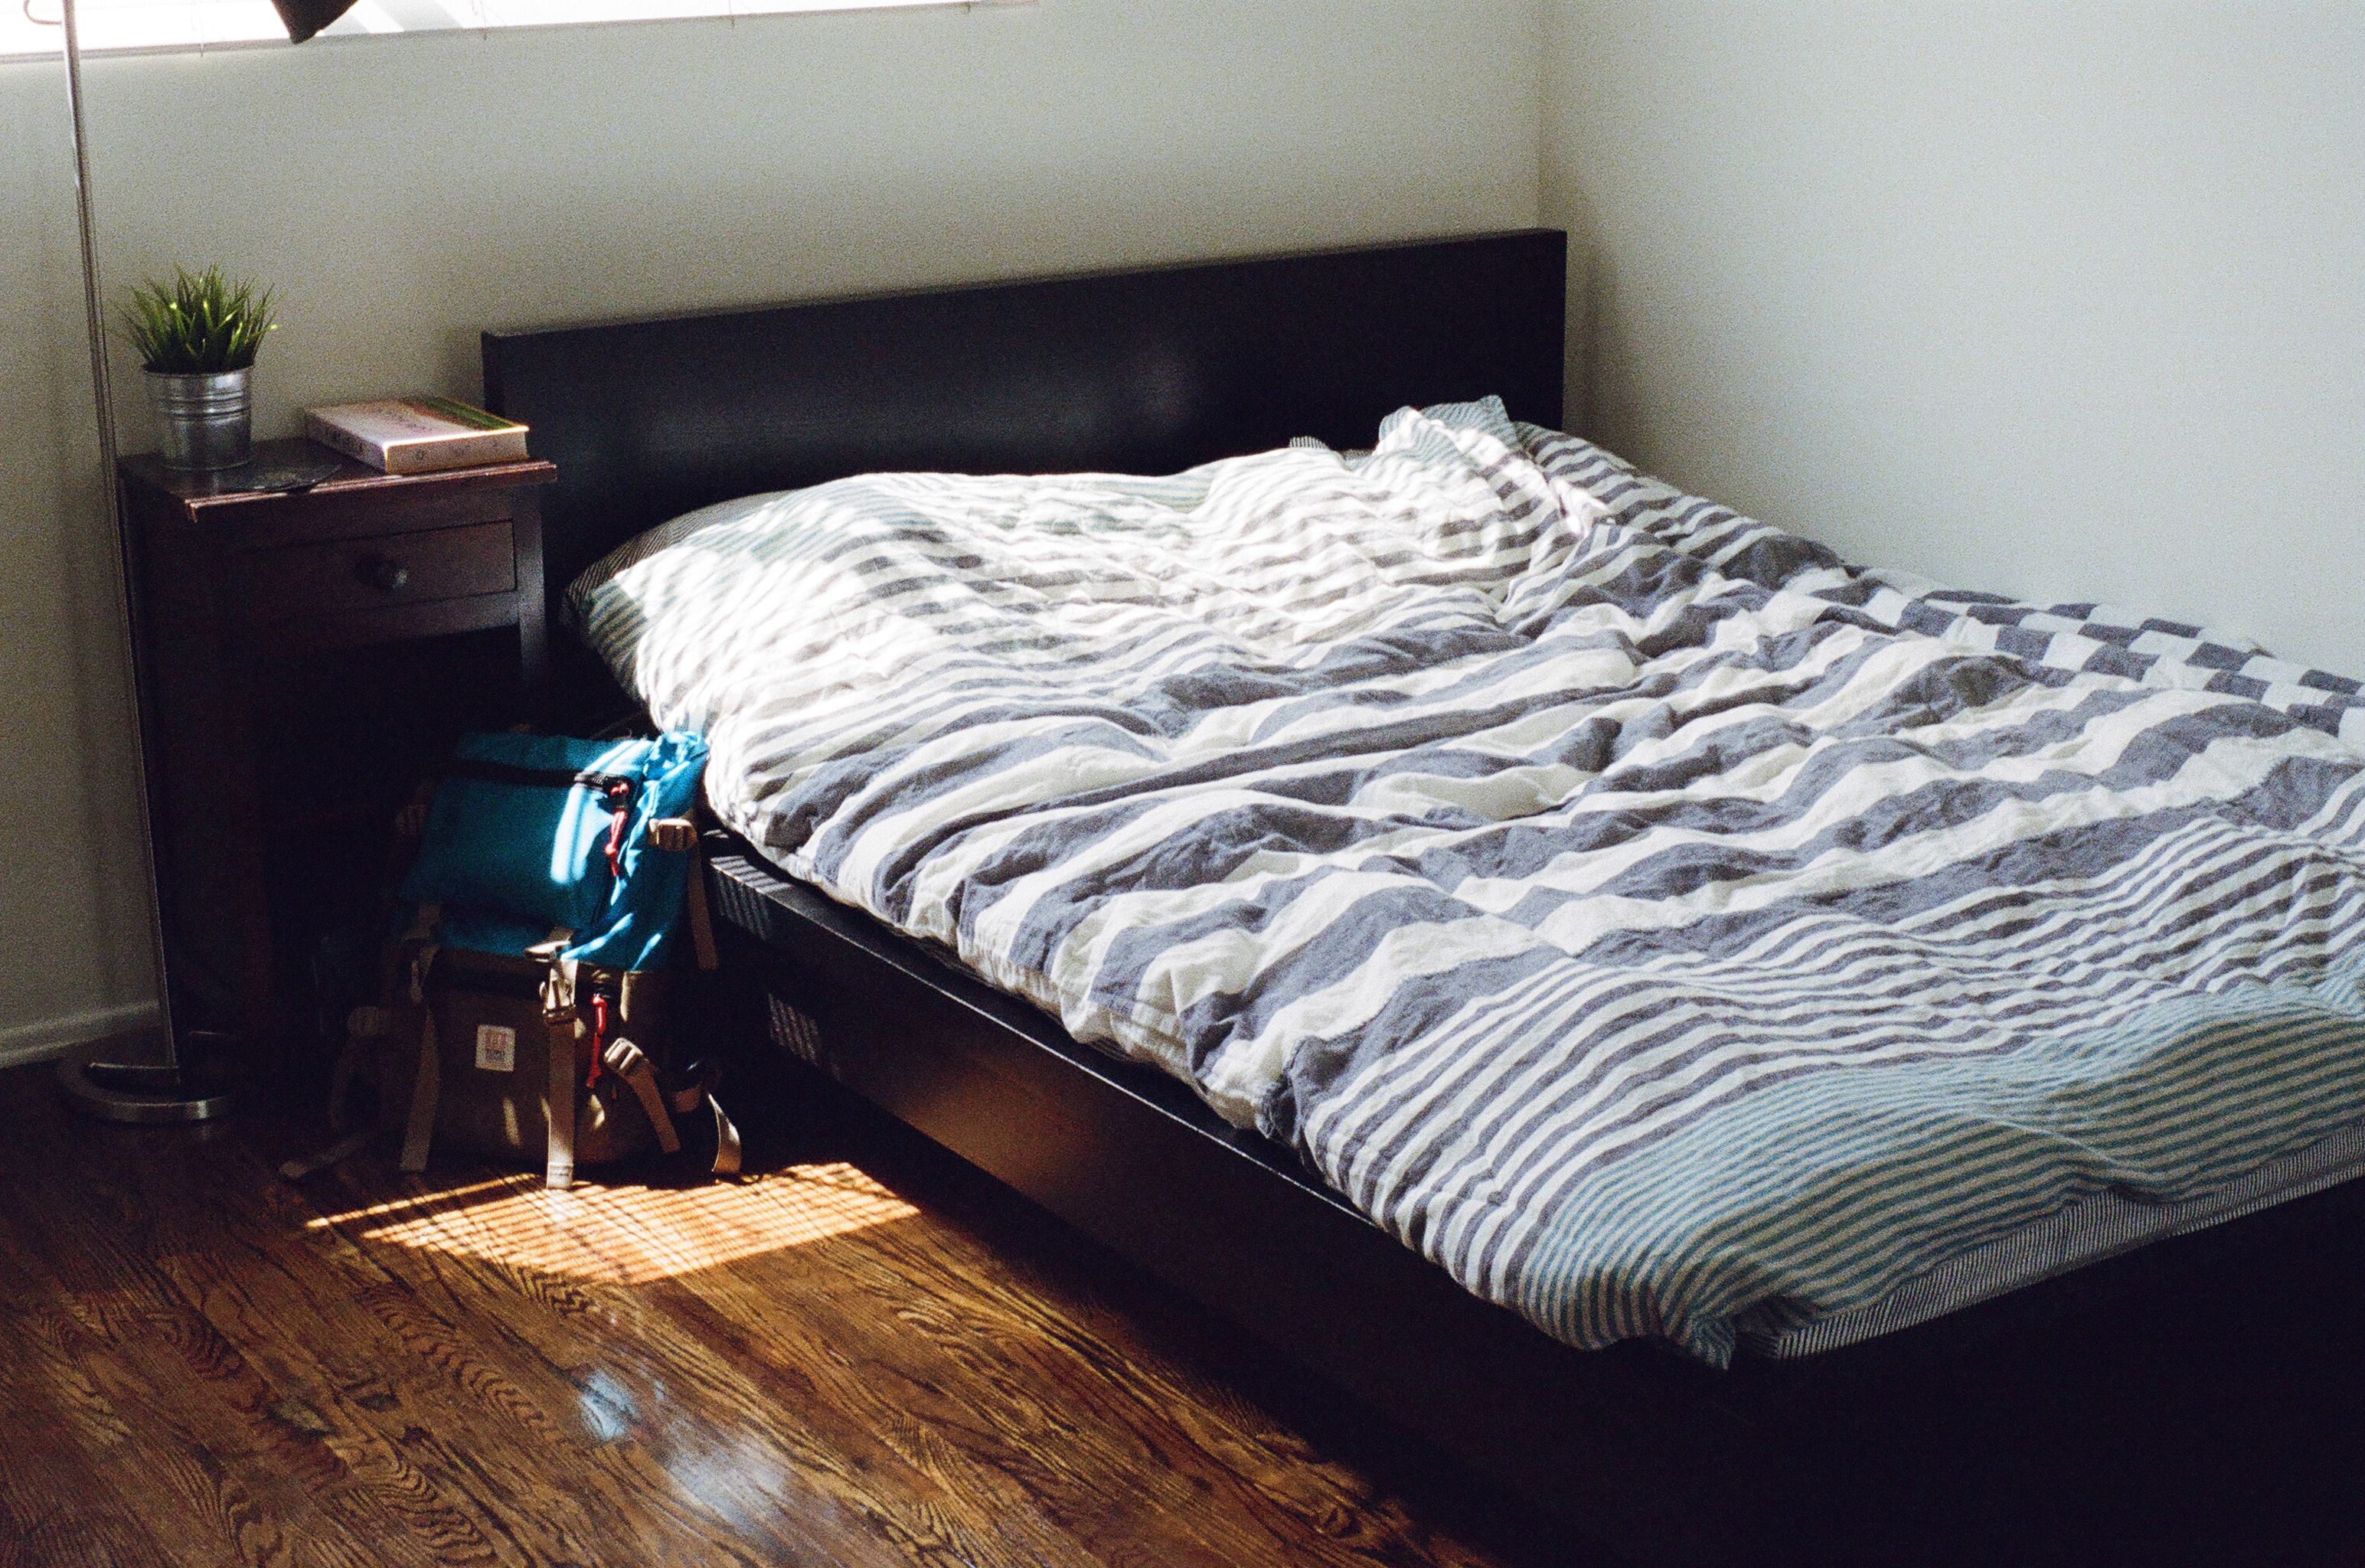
[360,555,410,593]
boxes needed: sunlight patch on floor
[308,1162,920,1284]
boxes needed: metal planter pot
[145,367,253,470]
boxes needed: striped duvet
[576,400,2365,1364]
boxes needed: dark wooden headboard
[480,228,1566,711]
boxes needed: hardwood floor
[0,1060,1558,1568]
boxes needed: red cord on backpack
[602,779,634,881]
[586,991,612,1088]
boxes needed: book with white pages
[304,396,530,475]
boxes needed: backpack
[328,731,739,1188]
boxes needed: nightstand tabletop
[122,437,557,511]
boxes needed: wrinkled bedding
[574,399,2365,1363]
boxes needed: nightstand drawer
[233,520,517,622]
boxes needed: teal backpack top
[400,730,709,971]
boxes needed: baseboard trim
[0,1001,163,1070]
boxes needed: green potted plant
[118,266,277,471]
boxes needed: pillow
[563,492,786,634]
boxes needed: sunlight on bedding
[309,1161,919,1284]
[566,397,2365,1362]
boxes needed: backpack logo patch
[475,1024,518,1073]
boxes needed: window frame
[2,0,1022,64]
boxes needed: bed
[481,233,2365,1566]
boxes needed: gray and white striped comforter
[577,400,2365,1364]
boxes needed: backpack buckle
[538,962,577,1026]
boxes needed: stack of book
[304,396,530,475]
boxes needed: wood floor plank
[0,1063,1527,1568]
[309,1160,1233,1568]
[138,1156,818,1565]
[352,1171,1118,1568]
[0,1292,188,1568]
[674,1195,1476,1568]
[0,1125,468,1567]
[5,1129,694,1567]
[332,1200,1021,1567]
[0,1227,357,1568]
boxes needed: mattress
[573,398,2365,1364]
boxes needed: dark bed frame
[482,233,2365,1567]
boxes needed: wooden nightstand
[122,437,559,1086]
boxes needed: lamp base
[56,1027,237,1125]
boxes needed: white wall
[1542,1,2365,675]
[0,0,1543,1048]
[1,76,158,1060]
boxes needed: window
[2,0,1011,60]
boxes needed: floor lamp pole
[53,0,234,1124]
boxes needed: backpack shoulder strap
[707,1096,742,1178]
[663,1069,742,1178]
[601,1037,681,1156]
[397,943,443,1174]
[541,959,580,1189]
